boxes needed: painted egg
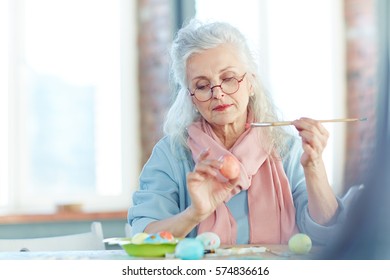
[220,154,240,179]
[143,233,164,244]
[158,231,175,242]
[143,231,175,244]
[196,232,221,250]
[131,232,149,244]
[175,238,204,260]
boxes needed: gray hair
[164,19,291,156]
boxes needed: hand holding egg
[186,150,241,223]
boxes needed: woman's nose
[211,85,225,99]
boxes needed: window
[195,0,345,194]
[0,0,9,208]
[1,0,140,214]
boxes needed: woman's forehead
[186,44,243,80]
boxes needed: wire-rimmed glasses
[189,73,247,102]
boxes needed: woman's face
[187,44,252,128]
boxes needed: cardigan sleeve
[283,137,346,245]
[127,139,182,235]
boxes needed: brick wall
[138,0,173,165]
[343,0,377,189]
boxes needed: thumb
[226,177,239,190]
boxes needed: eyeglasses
[189,73,247,102]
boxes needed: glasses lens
[194,85,212,101]
[221,78,239,94]
[192,75,243,101]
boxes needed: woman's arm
[303,159,339,224]
[292,118,338,225]
[146,148,239,237]
[144,207,201,238]
[128,138,189,236]
[129,137,237,237]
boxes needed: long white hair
[164,19,291,156]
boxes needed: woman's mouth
[213,104,232,111]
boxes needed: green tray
[104,237,178,257]
[121,242,177,257]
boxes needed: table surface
[0,244,322,260]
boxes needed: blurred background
[0,0,384,251]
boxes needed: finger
[195,167,218,177]
[292,118,320,132]
[298,130,323,156]
[198,158,222,168]
[210,159,224,169]
[227,177,240,188]
[194,161,219,177]
[197,147,210,162]
[299,130,319,145]
[300,145,321,166]
[301,141,318,157]
[187,171,207,183]
[299,129,328,148]
[293,118,329,137]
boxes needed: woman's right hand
[186,149,239,223]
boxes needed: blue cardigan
[128,135,345,245]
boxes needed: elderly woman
[128,20,343,245]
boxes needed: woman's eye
[223,77,235,82]
[196,83,210,90]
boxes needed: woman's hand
[186,149,239,223]
[292,117,329,168]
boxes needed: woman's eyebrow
[191,68,238,81]
[191,75,209,81]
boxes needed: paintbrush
[248,117,368,128]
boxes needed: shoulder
[143,136,194,175]
[152,136,191,160]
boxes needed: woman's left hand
[292,117,329,168]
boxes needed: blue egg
[175,238,204,260]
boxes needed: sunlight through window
[2,0,138,213]
[0,0,9,207]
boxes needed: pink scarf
[187,118,298,245]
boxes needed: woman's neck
[210,120,247,150]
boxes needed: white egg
[131,232,149,244]
[196,232,221,250]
